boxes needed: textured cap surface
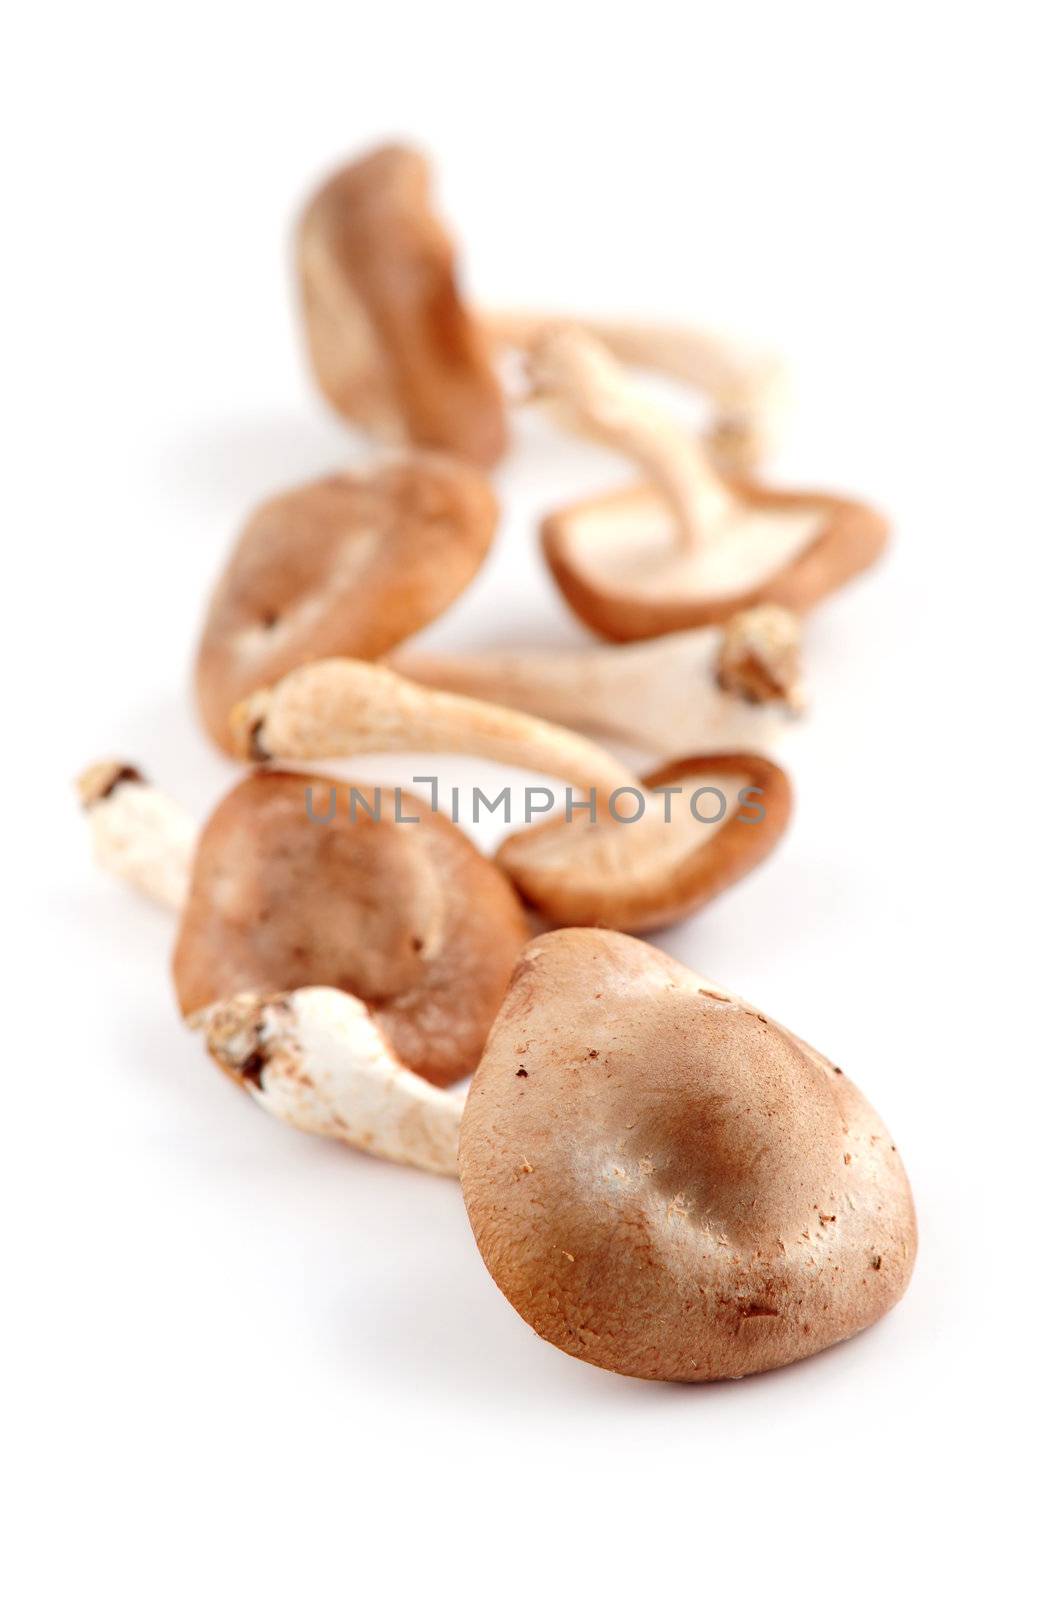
[173,771,529,1086]
[196,454,497,751]
[459,929,916,1381]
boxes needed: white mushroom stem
[391,606,805,757]
[527,325,733,554]
[77,762,195,911]
[192,988,464,1178]
[485,311,783,472]
[231,658,642,803]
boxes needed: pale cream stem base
[77,763,195,911]
[194,988,464,1178]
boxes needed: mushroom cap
[542,478,889,641]
[172,770,529,1086]
[459,929,917,1382]
[494,753,791,932]
[298,144,507,467]
[195,453,497,752]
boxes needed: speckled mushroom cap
[195,453,497,753]
[298,144,507,467]
[495,753,792,932]
[542,477,889,641]
[172,770,529,1087]
[459,929,917,1382]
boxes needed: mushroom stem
[390,605,805,756]
[525,325,735,554]
[485,311,782,473]
[230,658,641,800]
[192,988,464,1178]
[716,606,807,712]
[76,762,195,911]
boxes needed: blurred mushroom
[531,326,888,641]
[232,657,638,798]
[486,311,783,474]
[298,145,507,467]
[77,762,194,910]
[391,605,805,758]
[173,770,528,1088]
[233,660,792,933]
[495,752,791,932]
[195,451,497,753]
[459,928,917,1382]
[297,144,784,473]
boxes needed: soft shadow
[159,409,366,513]
[334,1229,652,1412]
[333,1232,880,1414]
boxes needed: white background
[4,4,1060,1595]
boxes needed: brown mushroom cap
[459,928,917,1382]
[172,770,529,1086]
[298,144,507,467]
[495,753,791,932]
[195,453,497,752]
[542,478,889,641]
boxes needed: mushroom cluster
[79,140,914,1385]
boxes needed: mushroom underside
[544,482,888,639]
[495,755,791,931]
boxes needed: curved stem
[193,989,464,1178]
[524,325,733,553]
[488,312,782,475]
[231,658,641,800]
[390,641,625,721]
[391,609,804,754]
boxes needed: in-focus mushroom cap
[298,144,507,466]
[195,453,497,751]
[543,479,889,641]
[173,771,528,1086]
[460,929,916,1381]
[495,753,791,932]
